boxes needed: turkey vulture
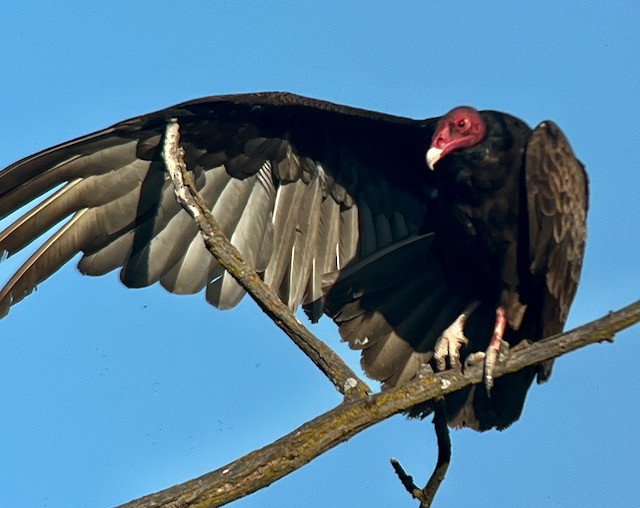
[0,92,587,430]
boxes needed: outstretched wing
[525,120,588,337]
[0,92,436,318]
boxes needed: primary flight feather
[0,92,588,430]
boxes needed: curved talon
[434,301,479,370]
[483,340,509,393]
[462,340,510,394]
[442,305,513,393]
[483,306,508,394]
[434,320,469,370]
[464,351,486,368]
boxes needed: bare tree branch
[119,298,640,508]
[420,402,451,506]
[391,399,451,507]
[150,118,640,508]
[162,119,370,399]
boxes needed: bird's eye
[457,118,469,129]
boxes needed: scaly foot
[433,301,479,370]
[463,306,508,393]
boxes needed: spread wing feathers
[0,93,433,319]
[525,121,588,336]
[324,234,466,387]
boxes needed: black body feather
[0,93,588,430]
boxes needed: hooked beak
[426,147,443,170]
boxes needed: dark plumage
[0,92,588,430]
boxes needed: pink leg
[483,306,507,392]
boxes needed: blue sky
[1,2,639,507]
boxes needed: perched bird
[0,92,587,430]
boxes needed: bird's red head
[426,107,486,170]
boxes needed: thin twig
[390,459,425,502]
[119,298,640,507]
[421,400,451,506]
[162,119,369,399]
[391,399,451,507]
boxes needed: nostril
[435,137,446,149]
